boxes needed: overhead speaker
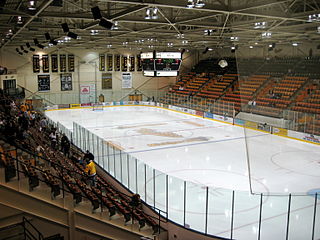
[50,39,58,45]
[99,18,113,29]
[37,44,45,49]
[67,31,78,39]
[202,47,209,54]
[91,6,102,20]
[45,32,51,40]
[61,23,69,33]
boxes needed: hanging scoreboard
[141,51,182,77]
[155,52,181,76]
[141,52,155,76]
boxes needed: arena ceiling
[0,0,320,51]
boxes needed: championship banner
[60,54,67,72]
[61,73,72,91]
[115,55,120,71]
[102,73,112,89]
[99,54,105,71]
[107,54,113,71]
[121,56,128,71]
[129,56,135,71]
[51,54,58,72]
[68,54,75,72]
[38,75,50,91]
[42,55,49,73]
[33,55,40,73]
[121,72,132,89]
[137,54,142,71]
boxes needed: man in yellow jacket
[85,159,97,187]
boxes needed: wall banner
[61,73,72,91]
[80,84,96,104]
[121,72,132,89]
[38,75,50,91]
[102,73,112,89]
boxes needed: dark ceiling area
[1,0,320,51]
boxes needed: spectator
[49,130,57,150]
[84,150,94,161]
[60,134,70,157]
[84,159,97,187]
[130,193,141,209]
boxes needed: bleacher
[0,92,161,237]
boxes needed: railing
[0,139,165,236]
[63,104,320,240]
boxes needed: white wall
[0,47,197,104]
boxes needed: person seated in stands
[84,159,97,187]
[130,193,142,209]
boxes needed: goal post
[92,102,104,111]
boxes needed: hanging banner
[102,73,112,89]
[38,75,50,91]
[68,54,75,72]
[107,54,113,71]
[115,55,120,71]
[42,55,49,73]
[33,55,40,73]
[129,56,135,71]
[122,72,132,89]
[99,54,105,71]
[60,54,67,72]
[121,56,128,71]
[137,54,142,71]
[51,54,58,72]
[61,73,72,91]
[80,84,96,104]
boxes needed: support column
[68,210,75,240]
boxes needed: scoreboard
[141,51,182,77]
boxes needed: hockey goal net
[92,103,104,111]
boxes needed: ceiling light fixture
[254,22,267,29]
[145,7,159,20]
[195,0,205,8]
[230,36,239,41]
[112,21,119,30]
[307,14,320,22]
[90,30,99,35]
[28,0,36,10]
[186,0,195,8]
[261,32,272,39]
[17,16,23,24]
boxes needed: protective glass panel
[168,176,184,225]
[185,182,206,233]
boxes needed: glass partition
[66,104,319,240]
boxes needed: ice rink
[45,106,320,240]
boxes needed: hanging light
[17,16,23,24]
[145,8,151,20]
[28,0,36,10]
[186,0,195,8]
[151,7,159,19]
[112,21,119,30]
[195,0,205,8]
